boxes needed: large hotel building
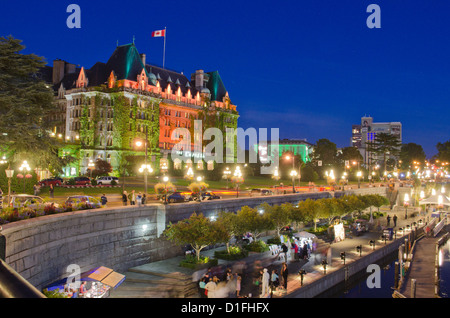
[40,43,239,176]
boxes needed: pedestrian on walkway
[387,215,391,227]
[100,194,108,207]
[142,193,146,205]
[393,214,398,227]
[261,268,270,297]
[281,262,288,291]
[136,192,142,206]
[236,275,241,297]
[122,191,128,206]
[205,276,218,298]
[49,184,54,198]
[128,190,136,205]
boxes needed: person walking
[235,275,241,297]
[100,194,108,207]
[261,268,270,297]
[49,184,54,198]
[387,215,391,227]
[142,193,146,205]
[136,192,142,206]
[122,191,128,206]
[393,214,398,227]
[281,262,288,291]
[129,190,136,205]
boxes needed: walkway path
[399,224,449,298]
[110,206,428,298]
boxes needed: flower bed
[0,202,102,225]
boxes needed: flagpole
[163,27,166,69]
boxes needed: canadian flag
[152,29,165,37]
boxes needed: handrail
[0,259,46,298]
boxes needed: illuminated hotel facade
[41,43,238,176]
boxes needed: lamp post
[369,240,375,250]
[233,166,243,198]
[404,193,409,220]
[5,165,14,206]
[163,175,169,204]
[197,176,203,201]
[340,252,346,265]
[223,167,231,189]
[284,154,300,191]
[138,163,153,197]
[88,159,95,178]
[19,161,31,193]
[356,245,362,257]
[290,169,297,193]
[322,259,328,275]
[272,167,280,194]
[357,171,362,189]
[135,136,150,196]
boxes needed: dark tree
[0,36,68,173]
[399,143,426,169]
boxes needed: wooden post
[411,279,416,298]
[394,261,400,289]
[0,233,5,261]
[435,243,440,297]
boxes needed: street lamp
[5,165,14,206]
[19,161,31,193]
[135,136,151,196]
[88,159,95,178]
[138,163,153,196]
[290,169,297,193]
[357,171,362,189]
[340,252,346,265]
[223,167,231,189]
[163,175,169,204]
[322,259,328,275]
[356,245,362,257]
[197,176,203,201]
[233,166,243,198]
[404,193,410,220]
[369,240,375,250]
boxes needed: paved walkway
[110,206,431,298]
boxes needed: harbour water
[320,240,450,298]
[317,252,398,298]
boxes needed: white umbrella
[420,194,450,206]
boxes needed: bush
[243,240,269,253]
[214,246,248,260]
[266,237,281,245]
[179,254,218,269]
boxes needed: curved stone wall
[0,190,386,290]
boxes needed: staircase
[109,266,199,298]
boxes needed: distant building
[256,138,313,165]
[352,116,402,168]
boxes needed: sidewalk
[110,206,429,298]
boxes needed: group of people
[122,190,146,206]
[275,235,314,262]
[198,267,243,298]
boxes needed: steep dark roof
[104,43,148,82]
[146,64,198,97]
[206,71,228,102]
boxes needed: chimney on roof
[52,59,65,85]
[140,53,146,66]
[193,70,204,90]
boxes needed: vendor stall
[44,266,125,298]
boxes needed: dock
[396,224,449,298]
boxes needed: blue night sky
[1,0,449,157]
